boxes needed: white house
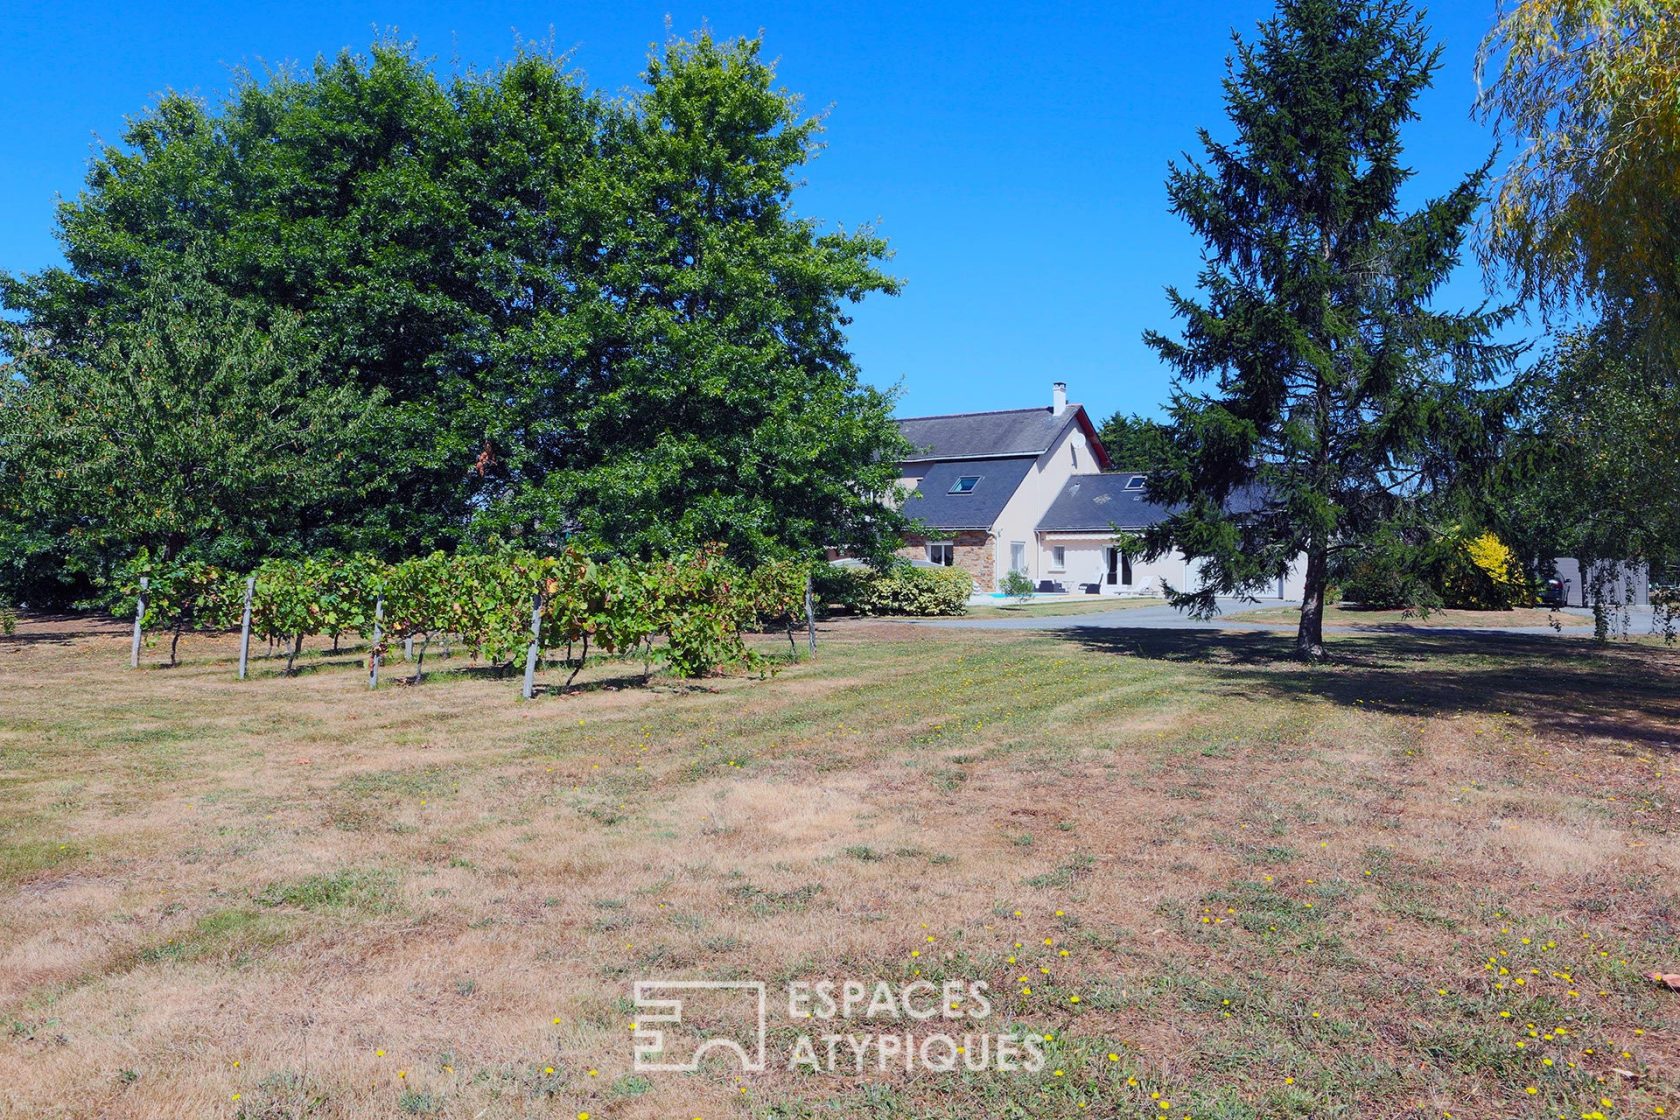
[1035,471,1306,599]
[893,382,1305,598]
[893,383,1109,589]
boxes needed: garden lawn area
[2,613,1678,1119]
[1236,604,1573,630]
[954,596,1164,621]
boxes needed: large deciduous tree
[2,47,498,558]
[0,33,905,595]
[1502,322,1680,637]
[0,267,378,574]
[1140,0,1517,660]
[478,34,908,563]
[1476,1,1680,609]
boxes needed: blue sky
[2,0,1516,422]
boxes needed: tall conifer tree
[1142,0,1516,659]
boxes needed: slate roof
[900,457,1036,531]
[1037,473,1269,532]
[897,407,1099,464]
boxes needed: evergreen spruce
[1141,0,1517,659]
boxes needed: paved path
[920,599,1663,638]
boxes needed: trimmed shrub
[815,563,971,616]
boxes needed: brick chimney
[1051,381,1068,416]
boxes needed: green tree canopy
[1095,412,1171,472]
[479,34,908,562]
[1140,0,1518,660]
[1475,0,1680,359]
[1475,1,1680,614]
[1,33,905,596]
[1501,321,1680,636]
[1,266,379,574]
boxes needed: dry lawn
[1,612,1678,1119]
[1237,604,1574,630]
[953,597,1163,621]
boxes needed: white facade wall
[1035,533,1308,599]
[986,421,1103,589]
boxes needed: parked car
[1537,576,1569,608]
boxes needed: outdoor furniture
[1036,580,1066,594]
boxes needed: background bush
[813,563,971,617]
[1338,530,1442,610]
[1338,527,1535,611]
[1436,530,1536,610]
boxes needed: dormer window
[1124,475,1146,491]
[949,475,981,494]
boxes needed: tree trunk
[286,633,304,675]
[410,637,430,684]
[566,634,589,688]
[1296,541,1328,661]
[169,627,183,667]
[1298,218,1335,665]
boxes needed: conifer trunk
[1297,542,1327,661]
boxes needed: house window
[1050,545,1066,570]
[927,542,954,567]
[1122,551,1134,585]
[1124,475,1146,491]
[948,475,981,494]
[1010,541,1028,574]
[1070,444,1078,468]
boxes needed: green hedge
[814,563,972,617]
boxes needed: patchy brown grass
[954,596,1164,620]
[1237,604,1574,630]
[1,612,1677,1119]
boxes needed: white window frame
[1049,545,1066,571]
[927,542,954,567]
[1009,541,1028,575]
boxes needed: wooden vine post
[129,576,148,668]
[804,575,817,654]
[367,596,384,690]
[521,592,543,700]
[236,576,256,680]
